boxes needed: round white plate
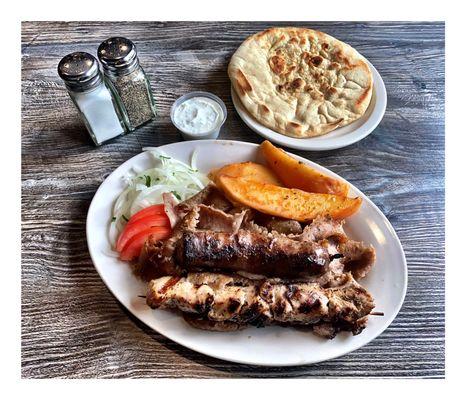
[231,61,387,151]
[86,140,406,366]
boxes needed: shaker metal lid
[97,37,139,74]
[57,52,102,91]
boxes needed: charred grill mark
[285,285,298,301]
[236,69,252,93]
[269,55,286,75]
[194,302,207,314]
[259,282,272,300]
[261,104,270,114]
[330,253,344,261]
[239,302,263,323]
[193,292,214,315]
[356,85,372,107]
[298,297,321,314]
[274,300,287,316]
[288,121,301,129]
[250,317,266,328]
[227,298,242,314]
[225,280,250,288]
[311,55,324,66]
[159,276,181,294]
[290,77,304,90]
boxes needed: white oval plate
[86,140,406,366]
[231,61,387,151]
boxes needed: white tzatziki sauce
[173,97,223,134]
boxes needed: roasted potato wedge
[209,161,282,186]
[260,140,350,196]
[217,175,361,222]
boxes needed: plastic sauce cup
[170,91,227,140]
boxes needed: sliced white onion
[108,148,208,248]
[191,147,199,170]
[102,248,120,258]
[108,220,120,250]
[163,192,180,228]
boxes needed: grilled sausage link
[174,229,330,278]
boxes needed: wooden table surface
[21,21,445,378]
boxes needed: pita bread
[228,27,373,138]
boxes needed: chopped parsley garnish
[111,216,116,222]
[171,191,182,200]
[139,175,151,187]
[159,155,171,160]
[122,215,129,222]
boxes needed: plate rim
[86,139,407,367]
[231,61,387,151]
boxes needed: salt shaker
[58,52,127,145]
[98,37,156,131]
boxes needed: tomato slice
[119,227,171,261]
[127,204,166,225]
[116,213,170,252]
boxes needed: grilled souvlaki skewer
[146,272,375,338]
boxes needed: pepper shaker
[58,52,127,145]
[98,37,156,131]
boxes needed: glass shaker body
[98,37,156,131]
[104,65,156,131]
[67,80,127,145]
[58,52,127,146]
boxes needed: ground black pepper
[111,68,155,128]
